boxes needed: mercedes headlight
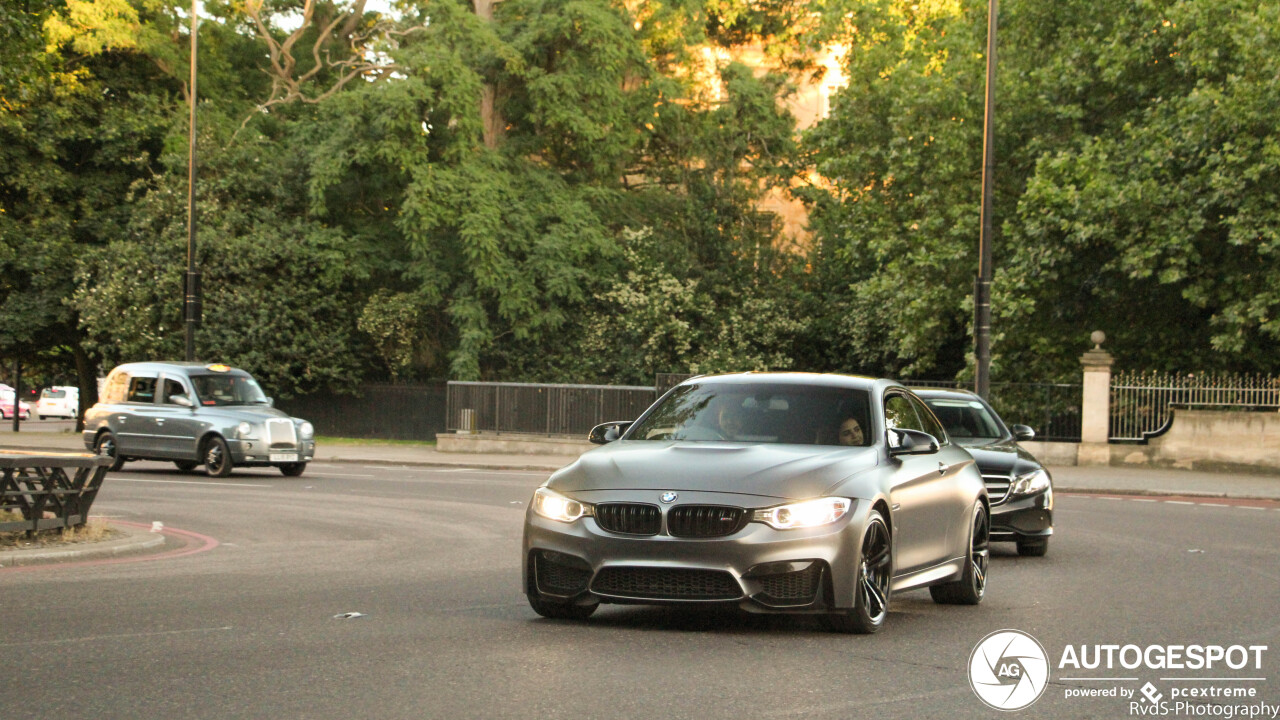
[752,497,851,530]
[299,421,314,439]
[1009,468,1051,497]
[236,421,254,439]
[532,487,593,523]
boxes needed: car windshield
[190,373,269,406]
[627,382,873,446]
[923,399,1004,440]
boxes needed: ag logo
[968,629,1050,711]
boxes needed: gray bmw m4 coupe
[522,372,990,633]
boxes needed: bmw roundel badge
[660,492,678,504]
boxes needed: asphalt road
[2,461,1278,719]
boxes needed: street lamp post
[184,0,201,361]
[974,0,998,399]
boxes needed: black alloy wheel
[826,509,892,634]
[930,501,989,605]
[95,431,126,472]
[279,463,307,477]
[203,436,233,478]
[174,461,198,472]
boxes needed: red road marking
[1,520,220,573]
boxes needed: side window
[908,395,949,445]
[884,394,924,432]
[103,372,129,404]
[126,376,157,403]
[161,376,190,404]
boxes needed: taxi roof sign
[205,364,232,372]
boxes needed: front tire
[95,431,126,472]
[1017,537,1049,557]
[527,592,598,620]
[203,436,233,478]
[930,501,989,605]
[826,509,892,634]
[279,463,307,477]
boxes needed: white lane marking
[0,626,233,648]
[308,473,376,479]
[1132,498,1157,502]
[1165,501,1194,505]
[110,478,272,488]
[1240,506,1265,511]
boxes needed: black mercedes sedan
[914,388,1054,557]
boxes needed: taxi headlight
[532,487,593,523]
[299,422,314,439]
[752,497,851,530]
[236,421,254,439]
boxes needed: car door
[907,393,978,563]
[116,373,162,457]
[153,374,200,459]
[883,392,955,576]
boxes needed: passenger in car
[837,417,865,446]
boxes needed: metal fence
[275,383,448,441]
[445,382,657,436]
[904,380,1083,442]
[1110,371,1280,441]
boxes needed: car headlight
[236,421,254,439]
[532,487,593,523]
[299,421,314,439]
[1009,468,1051,497]
[752,497,851,530]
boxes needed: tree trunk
[73,341,97,434]
[475,0,504,149]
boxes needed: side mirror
[171,394,194,408]
[589,421,633,445]
[1011,424,1035,441]
[264,397,275,407]
[888,428,940,456]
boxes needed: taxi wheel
[95,431,126,472]
[279,463,307,477]
[203,436,233,478]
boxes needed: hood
[548,440,879,500]
[200,405,295,422]
[954,438,1040,477]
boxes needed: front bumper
[522,490,868,613]
[990,488,1053,542]
[229,439,316,466]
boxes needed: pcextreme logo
[969,629,1052,711]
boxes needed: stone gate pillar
[1078,331,1114,466]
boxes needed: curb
[0,521,166,567]
[1056,487,1280,502]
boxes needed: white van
[37,386,80,419]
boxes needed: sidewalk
[3,428,1277,499]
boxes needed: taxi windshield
[190,374,269,407]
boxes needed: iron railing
[1,452,111,536]
[274,383,448,441]
[1110,371,1280,441]
[445,382,657,436]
